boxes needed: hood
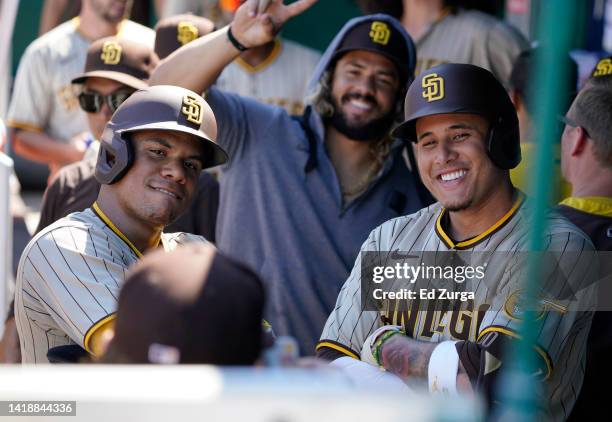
[305,14,417,99]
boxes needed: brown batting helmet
[95,85,228,184]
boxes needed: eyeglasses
[78,90,133,113]
[558,114,591,139]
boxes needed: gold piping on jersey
[559,196,612,218]
[478,326,553,380]
[435,194,525,250]
[83,313,116,355]
[5,120,43,133]
[316,340,360,360]
[92,202,158,258]
[234,39,282,73]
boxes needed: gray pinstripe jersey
[15,207,205,364]
[414,9,528,87]
[7,18,154,141]
[215,39,321,115]
[319,197,595,420]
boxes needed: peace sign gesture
[231,0,318,48]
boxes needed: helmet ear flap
[487,117,521,170]
[94,128,134,184]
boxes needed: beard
[328,93,396,142]
[443,198,473,212]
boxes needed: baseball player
[14,85,228,363]
[1,37,157,363]
[33,36,158,232]
[151,2,432,354]
[556,75,612,420]
[317,64,596,420]
[356,0,528,86]
[33,36,220,243]
[7,0,154,181]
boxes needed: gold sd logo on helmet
[369,22,390,45]
[177,22,199,46]
[100,41,122,65]
[422,73,445,102]
[181,94,203,125]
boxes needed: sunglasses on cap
[78,90,134,113]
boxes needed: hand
[231,0,317,48]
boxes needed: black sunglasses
[78,90,133,113]
[557,114,591,139]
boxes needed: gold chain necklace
[341,159,382,199]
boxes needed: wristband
[373,330,402,366]
[227,26,249,52]
[427,340,459,395]
[361,325,402,366]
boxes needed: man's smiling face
[415,113,504,211]
[111,129,205,227]
[329,50,400,140]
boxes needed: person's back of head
[509,48,578,120]
[560,83,612,197]
[569,85,612,169]
[102,243,265,364]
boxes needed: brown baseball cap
[72,37,158,90]
[154,14,215,59]
[102,243,265,364]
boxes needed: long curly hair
[307,67,406,167]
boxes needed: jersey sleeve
[7,44,52,133]
[317,229,383,360]
[18,224,124,352]
[457,230,596,397]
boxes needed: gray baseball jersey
[14,203,205,363]
[7,17,154,142]
[319,195,596,420]
[215,39,321,115]
[414,9,528,86]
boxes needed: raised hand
[231,0,317,48]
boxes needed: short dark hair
[509,48,578,116]
[572,85,612,168]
